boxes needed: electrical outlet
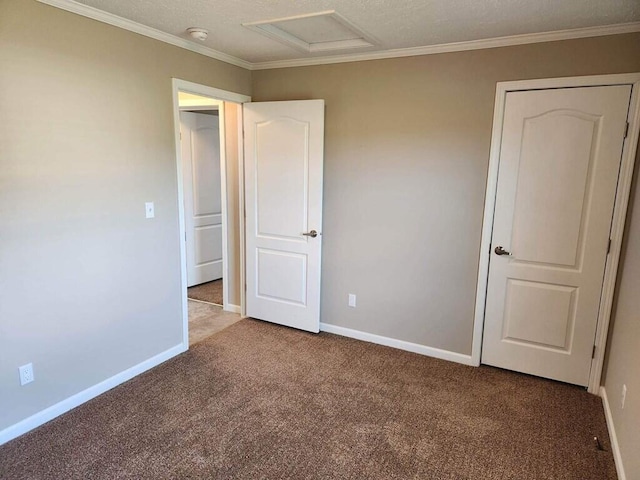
[145,202,155,219]
[621,384,627,409]
[348,294,356,308]
[19,363,34,386]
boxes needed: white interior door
[180,111,223,287]
[244,100,324,333]
[482,85,631,386]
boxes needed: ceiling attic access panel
[242,10,377,53]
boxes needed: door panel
[180,111,223,287]
[511,111,597,267]
[482,85,631,386]
[244,100,324,333]
[257,248,307,305]
[256,118,309,239]
[502,280,576,350]
[194,224,223,280]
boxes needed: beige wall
[0,0,251,431]
[603,152,640,477]
[252,33,640,355]
[224,102,242,307]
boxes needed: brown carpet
[188,279,223,305]
[0,319,616,479]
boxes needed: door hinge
[624,121,630,139]
[592,345,596,359]
[607,238,612,254]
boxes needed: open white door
[180,111,223,287]
[244,100,324,333]
[482,85,631,386]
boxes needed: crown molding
[251,21,640,70]
[35,1,640,72]
[36,0,253,70]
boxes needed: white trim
[172,79,251,348]
[251,22,640,70]
[589,75,640,394]
[472,73,640,394]
[35,1,640,71]
[320,323,475,366]
[0,343,185,446]
[36,0,252,70]
[237,108,247,318]
[478,73,640,91]
[172,83,190,348]
[470,81,506,368]
[600,387,627,480]
[174,79,251,105]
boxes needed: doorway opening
[180,96,224,306]
[172,79,251,347]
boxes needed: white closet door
[482,85,631,386]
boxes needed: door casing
[171,78,251,349]
[473,73,640,394]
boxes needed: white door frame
[472,73,640,394]
[171,78,251,348]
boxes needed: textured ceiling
[72,0,640,64]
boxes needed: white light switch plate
[145,202,155,219]
[348,294,356,308]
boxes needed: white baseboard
[224,303,241,314]
[319,323,475,366]
[0,343,187,446]
[600,386,626,480]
